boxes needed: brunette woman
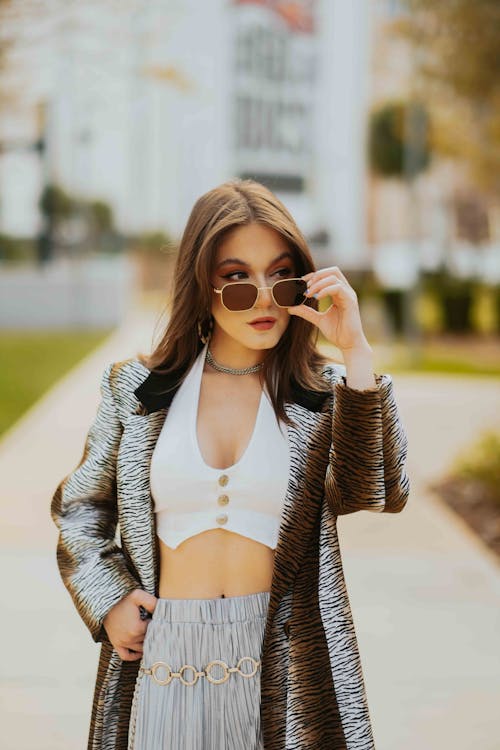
[51,179,410,750]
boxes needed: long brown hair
[138,178,335,426]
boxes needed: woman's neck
[207,333,265,371]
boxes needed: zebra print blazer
[51,350,410,750]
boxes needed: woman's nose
[254,284,274,308]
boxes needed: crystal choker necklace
[206,348,263,375]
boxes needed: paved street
[1,304,499,749]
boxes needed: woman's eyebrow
[216,251,293,270]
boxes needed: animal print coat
[51,347,410,750]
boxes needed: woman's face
[210,222,298,353]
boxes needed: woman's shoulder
[108,356,149,387]
[103,357,151,417]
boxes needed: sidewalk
[1,304,499,749]
[0,302,164,750]
[340,373,500,749]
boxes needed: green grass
[0,329,114,438]
[388,356,500,377]
[384,337,500,376]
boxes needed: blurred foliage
[88,200,114,234]
[414,289,444,334]
[416,272,500,335]
[39,184,74,221]
[386,346,500,377]
[323,269,499,337]
[353,269,499,336]
[0,234,36,263]
[0,328,113,437]
[420,270,476,332]
[129,230,178,256]
[451,431,500,505]
[39,183,115,231]
[470,285,499,335]
[87,201,124,253]
[368,99,431,179]
[37,183,121,257]
[415,286,500,337]
[394,0,500,196]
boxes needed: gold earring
[197,314,213,344]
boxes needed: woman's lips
[248,319,276,331]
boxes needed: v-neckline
[191,343,265,472]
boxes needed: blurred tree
[87,199,122,253]
[393,0,500,197]
[38,184,119,257]
[37,184,74,264]
[39,184,74,223]
[133,230,176,257]
[368,99,431,179]
[88,200,113,235]
[368,99,431,341]
[0,233,36,263]
[421,268,475,333]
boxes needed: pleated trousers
[128,590,270,750]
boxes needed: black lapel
[134,362,332,414]
[291,381,331,412]
[134,367,185,413]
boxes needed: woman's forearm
[342,343,377,391]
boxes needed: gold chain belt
[140,657,261,686]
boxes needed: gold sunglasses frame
[213,277,308,312]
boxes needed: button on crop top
[149,342,291,550]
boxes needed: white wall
[315,0,371,269]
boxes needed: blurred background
[0,1,499,749]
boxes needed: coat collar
[133,353,332,414]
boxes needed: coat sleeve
[50,363,141,643]
[324,367,410,516]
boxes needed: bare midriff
[157,528,275,599]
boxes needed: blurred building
[0,0,372,272]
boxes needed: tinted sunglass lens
[273,279,308,307]
[222,283,258,311]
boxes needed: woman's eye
[274,267,293,277]
[222,271,247,281]
[221,267,293,282]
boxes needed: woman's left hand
[287,266,370,352]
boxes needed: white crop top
[149,342,291,550]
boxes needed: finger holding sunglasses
[302,265,350,290]
[288,269,370,354]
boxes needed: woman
[51,179,410,750]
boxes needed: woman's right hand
[103,589,158,661]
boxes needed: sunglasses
[213,277,308,312]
